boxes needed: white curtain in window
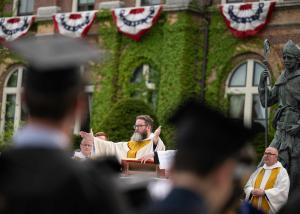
[229,95,245,119]
[19,0,34,14]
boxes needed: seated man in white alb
[244,147,290,214]
[72,138,93,161]
[80,115,165,161]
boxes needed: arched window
[225,60,269,130]
[131,64,159,109]
[1,66,26,134]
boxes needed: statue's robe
[93,133,165,161]
[244,162,290,214]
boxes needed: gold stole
[127,140,151,158]
[251,167,280,214]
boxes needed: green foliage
[0,47,11,63]
[0,0,12,17]
[98,98,158,142]
[0,121,14,151]
[91,11,204,148]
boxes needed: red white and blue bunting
[112,5,162,41]
[0,16,35,42]
[220,1,275,38]
[53,11,97,38]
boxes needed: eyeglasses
[264,152,276,156]
[133,125,147,129]
[82,144,93,148]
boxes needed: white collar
[263,161,282,170]
[74,151,87,159]
[13,124,70,149]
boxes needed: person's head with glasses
[263,147,278,166]
[80,139,93,157]
[131,115,153,142]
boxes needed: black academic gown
[0,147,128,214]
[144,187,208,214]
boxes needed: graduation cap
[5,35,103,93]
[169,99,254,176]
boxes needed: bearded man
[245,147,289,214]
[80,115,165,161]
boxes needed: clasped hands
[252,188,265,197]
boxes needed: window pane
[148,67,158,84]
[82,0,94,3]
[78,0,95,4]
[19,0,34,14]
[4,95,16,132]
[78,0,94,11]
[131,66,144,83]
[131,64,159,109]
[21,105,28,123]
[229,63,247,87]
[141,0,161,5]
[252,95,266,129]
[229,95,245,119]
[226,0,243,3]
[7,70,18,87]
[21,68,27,87]
[253,62,265,86]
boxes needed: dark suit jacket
[0,147,128,214]
[144,187,208,214]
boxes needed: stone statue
[259,40,300,193]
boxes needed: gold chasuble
[127,140,151,158]
[251,167,280,214]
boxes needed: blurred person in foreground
[0,35,128,214]
[244,147,289,214]
[80,115,165,161]
[144,99,254,214]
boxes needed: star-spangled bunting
[220,1,275,38]
[53,11,97,38]
[0,16,35,42]
[112,5,162,41]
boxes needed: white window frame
[221,0,283,4]
[136,0,161,7]
[73,0,95,12]
[225,59,269,128]
[0,66,24,134]
[12,0,18,16]
[72,0,78,12]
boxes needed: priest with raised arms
[244,147,290,214]
[80,115,165,161]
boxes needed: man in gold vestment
[244,147,290,214]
